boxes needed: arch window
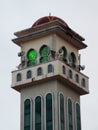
[16,73,22,82]
[59,94,65,130]
[69,52,76,68]
[46,93,53,130]
[35,96,42,130]
[59,47,67,63]
[62,65,66,74]
[76,103,81,130]
[39,45,50,63]
[24,99,31,130]
[68,98,73,130]
[48,64,54,73]
[37,67,43,76]
[81,78,85,87]
[27,49,37,67]
[27,70,32,79]
[69,70,73,79]
[75,74,79,83]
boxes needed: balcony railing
[11,60,89,95]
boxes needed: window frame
[27,70,32,79]
[67,98,73,130]
[24,98,32,130]
[75,103,81,130]
[81,78,86,87]
[48,64,54,73]
[75,74,79,83]
[69,70,73,79]
[16,73,22,82]
[37,67,43,76]
[62,65,66,75]
[45,92,54,130]
[59,93,65,130]
[35,96,42,130]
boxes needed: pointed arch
[46,93,53,130]
[48,64,54,73]
[67,98,73,130]
[69,52,76,68]
[39,45,50,63]
[27,70,32,79]
[76,103,81,130]
[59,93,65,130]
[16,73,22,82]
[35,96,42,130]
[24,99,32,130]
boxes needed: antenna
[49,12,51,16]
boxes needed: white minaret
[11,16,89,130]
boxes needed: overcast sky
[0,0,98,130]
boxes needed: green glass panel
[24,115,30,126]
[27,49,37,66]
[76,104,81,130]
[40,46,49,57]
[46,94,53,130]
[24,99,31,130]
[27,59,36,66]
[39,46,50,63]
[24,126,30,130]
[68,99,73,130]
[27,49,37,60]
[40,57,48,63]
[35,96,41,130]
[60,94,64,130]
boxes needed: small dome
[32,16,68,27]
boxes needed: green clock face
[27,49,37,61]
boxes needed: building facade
[11,16,89,130]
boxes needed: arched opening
[75,74,79,83]
[39,45,50,63]
[68,98,73,130]
[76,103,81,130]
[24,99,31,130]
[27,70,32,79]
[59,46,67,63]
[48,64,54,73]
[69,70,73,79]
[37,67,43,76]
[62,65,66,74]
[16,73,22,82]
[35,96,42,130]
[46,93,53,130]
[69,52,76,68]
[27,49,37,66]
[60,93,65,130]
[81,78,85,87]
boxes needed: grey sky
[0,0,98,130]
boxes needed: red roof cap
[33,16,68,27]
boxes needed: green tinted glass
[40,46,49,57]
[76,104,81,130]
[40,57,49,63]
[27,49,37,61]
[60,94,64,130]
[35,96,41,130]
[24,99,31,130]
[46,93,53,130]
[68,99,73,130]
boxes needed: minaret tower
[11,16,89,130]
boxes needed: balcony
[11,60,89,95]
